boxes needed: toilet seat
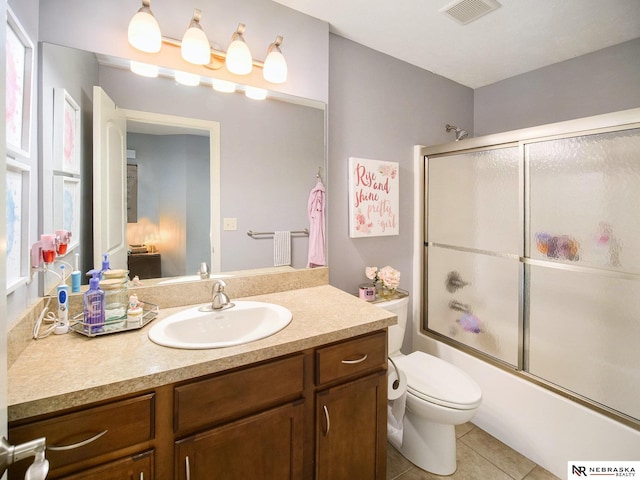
[394,351,482,410]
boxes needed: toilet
[378,295,482,476]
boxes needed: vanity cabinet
[58,450,154,480]
[9,331,388,479]
[173,354,305,479]
[314,332,388,480]
[175,402,304,479]
[8,394,155,479]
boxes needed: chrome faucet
[212,280,234,310]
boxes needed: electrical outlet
[223,218,237,231]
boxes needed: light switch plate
[223,218,237,231]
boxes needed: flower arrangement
[365,265,401,298]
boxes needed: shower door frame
[419,107,640,430]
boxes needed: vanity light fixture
[130,61,159,78]
[263,36,287,84]
[127,0,288,83]
[127,0,162,53]
[174,70,201,86]
[212,79,236,93]
[181,9,211,65]
[225,24,253,75]
[244,86,267,100]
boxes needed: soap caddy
[70,301,159,338]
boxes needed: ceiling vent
[440,0,501,25]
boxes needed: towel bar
[247,229,309,238]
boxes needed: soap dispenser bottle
[84,270,105,334]
[101,253,111,278]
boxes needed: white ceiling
[273,0,640,88]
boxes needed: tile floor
[387,423,561,480]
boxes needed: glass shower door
[426,146,521,366]
[526,128,640,421]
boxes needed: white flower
[365,266,378,281]
[365,265,400,290]
[378,265,400,289]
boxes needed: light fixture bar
[160,36,267,69]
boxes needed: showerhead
[446,124,469,141]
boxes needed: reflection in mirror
[40,42,326,292]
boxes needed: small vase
[377,286,396,300]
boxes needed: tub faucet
[212,280,234,310]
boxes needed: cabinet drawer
[59,450,154,480]
[175,354,304,434]
[316,331,387,385]
[9,394,154,473]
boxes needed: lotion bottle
[84,270,105,334]
[71,252,81,293]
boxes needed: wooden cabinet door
[59,450,154,480]
[175,401,303,480]
[316,372,387,480]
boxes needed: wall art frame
[6,6,34,159]
[6,158,31,292]
[53,175,81,252]
[348,157,399,238]
[53,88,82,175]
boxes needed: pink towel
[307,179,326,267]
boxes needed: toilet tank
[376,295,409,357]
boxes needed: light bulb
[263,38,287,84]
[130,61,159,78]
[175,71,200,86]
[245,86,267,100]
[226,24,253,75]
[128,1,162,53]
[212,79,236,93]
[181,9,211,65]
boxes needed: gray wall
[327,34,474,350]
[474,38,640,135]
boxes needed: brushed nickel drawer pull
[186,455,191,480]
[140,474,144,480]
[323,405,330,436]
[341,353,368,364]
[48,430,108,451]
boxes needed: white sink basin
[148,301,292,349]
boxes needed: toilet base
[396,408,458,476]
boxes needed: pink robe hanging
[307,179,326,267]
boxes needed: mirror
[40,42,326,290]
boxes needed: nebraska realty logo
[569,461,639,477]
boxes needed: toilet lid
[394,351,482,409]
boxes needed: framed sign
[53,88,81,175]
[6,7,34,159]
[348,157,399,237]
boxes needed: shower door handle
[446,271,470,292]
[449,300,472,313]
